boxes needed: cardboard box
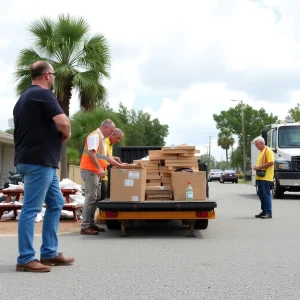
[171,171,206,200]
[110,168,146,201]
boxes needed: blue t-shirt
[13,85,64,168]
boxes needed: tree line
[210,103,300,172]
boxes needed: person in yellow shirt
[252,136,275,219]
[101,128,125,200]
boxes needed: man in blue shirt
[14,61,74,272]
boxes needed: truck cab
[252,119,300,198]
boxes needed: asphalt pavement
[1,181,300,300]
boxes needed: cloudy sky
[0,0,300,161]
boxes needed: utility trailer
[97,146,217,237]
[98,200,216,237]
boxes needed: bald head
[100,119,116,138]
[113,128,123,136]
[100,119,114,128]
[109,128,124,145]
[30,61,55,91]
[30,61,52,80]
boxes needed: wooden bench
[1,188,78,204]
[0,188,82,222]
[1,189,23,203]
[0,203,83,222]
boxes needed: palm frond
[73,71,106,110]
[52,14,90,64]
[29,17,56,56]
[14,48,44,95]
[77,34,110,77]
[16,48,43,67]
[56,14,90,43]
[14,71,31,96]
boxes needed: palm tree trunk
[60,142,68,180]
[57,82,72,180]
[226,149,228,169]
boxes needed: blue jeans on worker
[15,164,64,265]
[257,180,272,215]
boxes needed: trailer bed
[98,199,217,211]
[97,199,217,237]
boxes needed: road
[1,182,300,300]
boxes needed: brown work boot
[91,225,106,232]
[81,227,99,235]
[40,252,75,266]
[16,259,51,272]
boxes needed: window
[278,126,300,148]
[267,131,271,147]
[272,129,277,149]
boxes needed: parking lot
[1,181,300,300]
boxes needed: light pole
[231,99,246,178]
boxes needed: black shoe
[91,225,106,232]
[260,214,272,219]
[255,211,265,218]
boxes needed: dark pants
[257,180,272,215]
[100,180,108,200]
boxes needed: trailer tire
[106,220,121,230]
[194,219,208,230]
[272,178,284,199]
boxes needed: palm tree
[217,129,235,169]
[14,14,111,179]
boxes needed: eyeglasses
[41,72,55,76]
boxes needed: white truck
[251,119,300,198]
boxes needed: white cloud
[1,0,300,167]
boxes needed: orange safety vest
[80,129,108,175]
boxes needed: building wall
[56,164,83,186]
[2,145,14,177]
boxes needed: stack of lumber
[132,159,161,186]
[133,145,200,190]
[145,186,172,201]
[160,146,200,170]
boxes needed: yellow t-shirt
[103,138,113,181]
[255,146,274,182]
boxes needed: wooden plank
[165,160,197,164]
[176,156,200,160]
[133,159,160,165]
[165,163,199,168]
[162,146,196,150]
[146,179,161,184]
[162,150,198,155]
[146,185,171,191]
[146,169,161,174]
[148,150,162,156]
[177,150,200,156]
[146,175,161,180]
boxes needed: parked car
[219,170,238,183]
[208,169,223,182]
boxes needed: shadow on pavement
[73,221,205,239]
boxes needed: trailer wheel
[272,178,284,199]
[106,220,121,230]
[194,219,208,230]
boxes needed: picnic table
[0,188,83,222]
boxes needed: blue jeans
[257,180,272,215]
[15,164,64,265]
